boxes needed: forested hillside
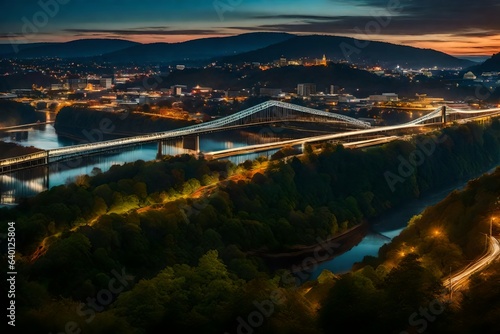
[1,120,500,333]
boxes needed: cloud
[451,31,498,38]
[237,0,500,38]
[63,28,224,36]
[251,14,351,21]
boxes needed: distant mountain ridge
[218,35,474,69]
[1,33,295,62]
[3,39,140,58]
[468,52,500,74]
[100,32,295,63]
[0,33,476,69]
[0,43,58,55]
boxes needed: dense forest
[1,120,500,333]
[54,106,195,140]
[0,100,41,127]
[314,167,500,333]
[0,142,43,159]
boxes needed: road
[445,236,500,292]
[0,121,54,131]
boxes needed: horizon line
[0,32,498,58]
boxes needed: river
[309,167,498,279]
[0,121,301,205]
[2,117,496,279]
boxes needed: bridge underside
[0,156,48,174]
[2,103,500,175]
[52,118,363,161]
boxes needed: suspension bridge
[1,101,500,174]
[0,101,368,173]
[170,105,500,160]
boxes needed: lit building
[171,85,187,96]
[369,93,399,102]
[279,56,287,67]
[192,85,213,95]
[338,94,357,103]
[463,71,477,80]
[100,78,113,89]
[320,54,327,66]
[297,83,316,97]
[287,59,303,66]
[51,83,64,91]
[66,77,87,90]
[260,88,282,97]
[226,90,250,99]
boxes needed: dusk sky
[0,0,499,57]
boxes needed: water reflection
[1,124,76,149]
[1,127,302,205]
[309,181,471,278]
[0,171,49,205]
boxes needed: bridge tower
[44,165,50,189]
[157,140,163,158]
[182,135,200,154]
[441,105,447,125]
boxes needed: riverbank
[0,100,41,127]
[256,161,500,277]
[251,222,369,270]
[54,106,196,140]
[0,141,44,159]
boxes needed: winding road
[446,236,500,292]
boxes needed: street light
[432,228,443,238]
[481,232,489,253]
[491,217,494,238]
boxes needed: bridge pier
[441,106,447,125]
[182,135,200,153]
[44,165,50,189]
[157,140,163,158]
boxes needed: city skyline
[0,0,499,57]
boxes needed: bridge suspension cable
[407,106,500,125]
[2,102,499,174]
[48,100,371,157]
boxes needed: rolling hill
[119,62,401,95]
[3,39,140,58]
[1,33,475,70]
[1,33,294,62]
[218,35,474,69]
[468,52,500,74]
[0,43,58,55]
[100,32,295,63]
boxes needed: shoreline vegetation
[54,106,196,140]
[0,100,41,127]
[262,162,500,273]
[1,117,500,332]
[250,222,369,269]
[0,141,44,160]
[313,166,500,334]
